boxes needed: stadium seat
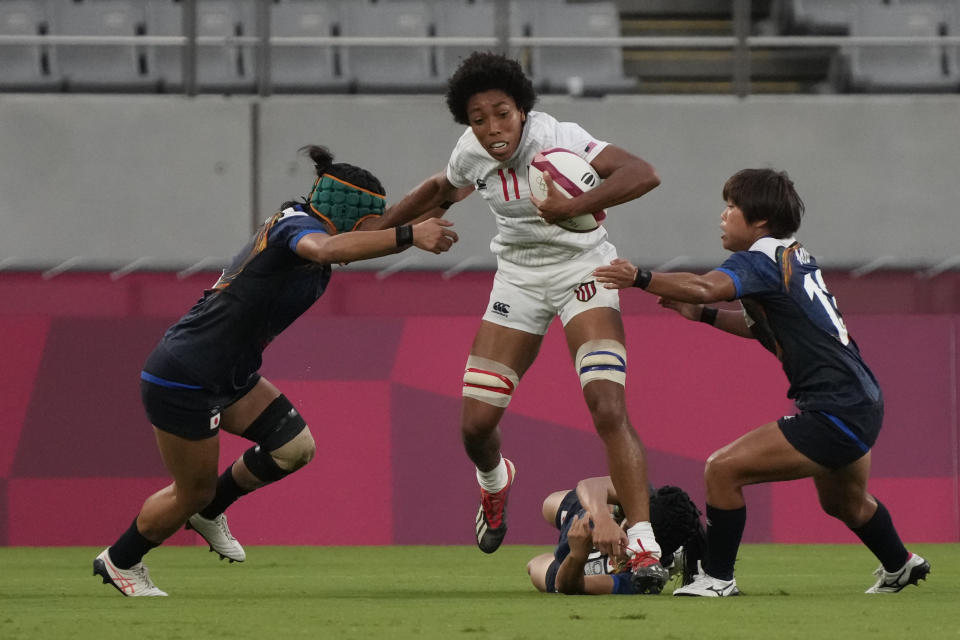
[51,0,155,91]
[773,0,882,35]
[527,2,636,95]
[846,3,959,92]
[0,0,59,91]
[339,1,437,92]
[145,0,257,93]
[143,0,179,91]
[949,0,960,73]
[269,0,347,93]
[432,1,527,80]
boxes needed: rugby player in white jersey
[366,51,667,592]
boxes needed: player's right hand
[412,218,458,254]
[590,513,629,560]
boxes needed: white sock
[476,457,508,493]
[626,521,661,558]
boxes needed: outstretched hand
[412,217,458,254]
[530,171,573,225]
[593,258,639,289]
[658,297,704,321]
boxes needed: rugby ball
[528,148,607,232]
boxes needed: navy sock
[198,465,250,520]
[109,518,160,569]
[850,500,908,572]
[703,504,746,581]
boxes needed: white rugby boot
[186,513,246,562]
[93,549,167,597]
[865,553,930,593]
[673,565,740,597]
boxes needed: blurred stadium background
[0,0,957,549]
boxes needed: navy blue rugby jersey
[158,205,331,393]
[716,237,880,412]
[546,491,635,595]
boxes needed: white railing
[4,33,959,48]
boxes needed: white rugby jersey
[446,111,610,267]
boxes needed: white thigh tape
[462,355,519,408]
[575,339,627,388]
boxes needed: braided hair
[650,485,707,586]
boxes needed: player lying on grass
[93,145,457,597]
[593,168,929,596]
[527,476,704,595]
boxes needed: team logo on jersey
[475,178,487,191]
[492,301,510,317]
[584,558,605,575]
[209,411,221,430]
[575,281,597,302]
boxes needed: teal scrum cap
[309,173,386,234]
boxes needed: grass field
[1,543,957,639]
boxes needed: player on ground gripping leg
[94,145,457,596]
[365,52,665,590]
[594,168,929,596]
[526,476,705,595]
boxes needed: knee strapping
[575,339,627,388]
[241,395,313,481]
[462,355,519,408]
[242,445,291,483]
[242,395,307,451]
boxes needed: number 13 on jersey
[803,269,849,345]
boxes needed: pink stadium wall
[1,271,958,548]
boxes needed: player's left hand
[530,171,574,224]
[412,218,459,254]
[567,514,593,556]
[658,297,704,321]
[593,258,638,289]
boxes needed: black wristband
[699,306,718,326]
[633,268,652,289]
[395,225,413,248]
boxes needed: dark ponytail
[279,144,385,216]
[279,145,335,210]
[300,144,334,175]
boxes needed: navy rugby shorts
[140,346,260,440]
[777,400,883,469]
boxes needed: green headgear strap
[309,174,386,234]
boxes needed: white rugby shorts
[482,241,621,335]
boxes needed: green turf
[1,544,957,639]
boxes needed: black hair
[649,485,706,587]
[445,51,537,125]
[281,145,385,210]
[722,168,805,238]
[302,145,384,195]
